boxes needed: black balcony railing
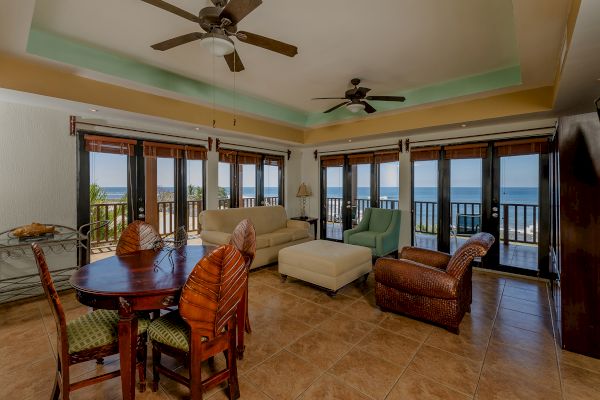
[218,196,279,209]
[324,198,399,224]
[412,201,539,244]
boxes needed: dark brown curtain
[184,145,207,160]
[218,149,237,163]
[320,155,345,167]
[374,150,399,163]
[347,153,374,165]
[143,141,184,158]
[444,143,488,159]
[264,155,284,167]
[495,138,549,157]
[84,134,136,156]
[237,151,262,165]
[410,146,441,161]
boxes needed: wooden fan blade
[312,97,347,100]
[220,0,262,25]
[224,50,245,72]
[142,0,199,23]
[151,32,203,51]
[237,31,298,57]
[324,102,348,113]
[356,87,371,97]
[362,101,376,113]
[366,95,406,102]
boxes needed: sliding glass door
[320,150,400,241]
[410,139,550,277]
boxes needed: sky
[326,162,400,187]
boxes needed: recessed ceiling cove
[30,0,521,126]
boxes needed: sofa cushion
[350,231,377,248]
[273,228,309,241]
[201,230,232,245]
[200,206,288,235]
[255,234,271,250]
[261,231,293,246]
[368,209,392,233]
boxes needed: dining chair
[31,243,150,400]
[229,219,256,359]
[148,244,247,400]
[115,220,163,256]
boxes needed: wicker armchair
[374,232,494,333]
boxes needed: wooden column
[145,157,158,231]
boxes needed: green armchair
[343,208,401,257]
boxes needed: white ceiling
[31,0,519,112]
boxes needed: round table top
[70,245,216,297]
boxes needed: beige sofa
[199,206,312,269]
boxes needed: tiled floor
[1,267,599,399]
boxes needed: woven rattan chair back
[446,232,495,278]
[116,220,163,256]
[179,244,247,340]
[229,219,256,270]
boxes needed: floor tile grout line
[472,280,505,398]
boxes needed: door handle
[492,212,499,218]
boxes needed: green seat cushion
[66,309,150,354]
[348,231,377,248]
[368,209,392,232]
[148,312,196,352]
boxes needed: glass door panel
[186,159,204,234]
[351,163,371,227]
[89,152,129,261]
[413,160,439,250]
[499,154,539,271]
[324,166,344,240]
[239,164,257,207]
[449,159,483,254]
[263,163,280,206]
[218,162,231,209]
[378,161,399,209]
[155,157,176,237]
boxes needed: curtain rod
[71,118,210,143]
[317,140,402,157]
[409,126,556,146]
[216,139,291,160]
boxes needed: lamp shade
[296,182,312,197]
[200,33,235,56]
[346,102,365,113]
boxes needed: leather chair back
[445,232,495,279]
[116,220,163,256]
[179,244,247,340]
[229,219,256,270]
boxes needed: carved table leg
[118,297,138,400]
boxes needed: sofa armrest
[200,230,232,245]
[287,220,309,230]
[399,246,451,270]
[374,258,459,299]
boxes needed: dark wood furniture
[229,219,256,359]
[70,244,215,400]
[551,113,600,358]
[149,244,247,399]
[115,220,163,256]
[290,216,318,238]
[374,233,494,333]
[33,244,148,400]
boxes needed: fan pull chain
[233,45,237,127]
[212,38,216,129]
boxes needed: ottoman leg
[280,274,288,282]
[327,289,338,297]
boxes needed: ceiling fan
[313,78,406,114]
[142,0,298,72]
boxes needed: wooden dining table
[70,244,216,400]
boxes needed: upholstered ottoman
[278,240,372,295]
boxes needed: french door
[320,151,399,241]
[411,139,549,277]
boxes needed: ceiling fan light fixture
[200,32,235,56]
[346,102,366,113]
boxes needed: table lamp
[296,182,312,219]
